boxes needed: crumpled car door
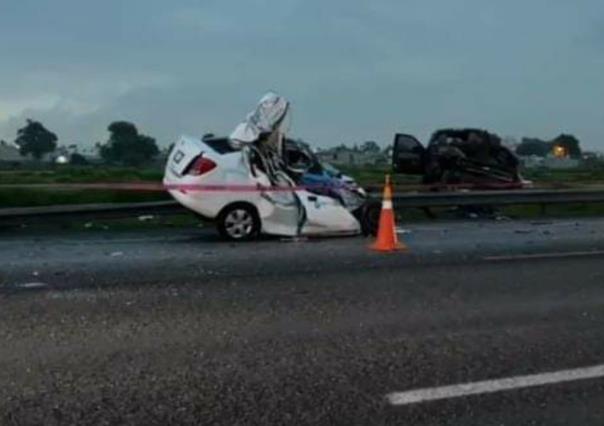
[246,152,306,237]
[300,193,360,235]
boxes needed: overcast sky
[1,0,603,150]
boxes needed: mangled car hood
[230,92,289,146]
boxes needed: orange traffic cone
[370,174,408,252]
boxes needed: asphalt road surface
[2,218,604,425]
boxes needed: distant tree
[14,119,58,160]
[70,153,88,165]
[99,121,159,166]
[551,134,581,158]
[361,141,381,153]
[516,138,551,157]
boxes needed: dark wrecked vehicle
[392,129,523,188]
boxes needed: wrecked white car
[163,93,380,241]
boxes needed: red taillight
[188,156,217,175]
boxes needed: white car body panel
[300,193,360,235]
[164,135,361,237]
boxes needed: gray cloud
[1,0,603,149]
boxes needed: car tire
[216,203,261,241]
[361,200,382,237]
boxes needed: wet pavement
[1,218,604,424]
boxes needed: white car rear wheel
[217,204,260,241]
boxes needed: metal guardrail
[2,189,604,219]
[389,189,604,208]
[0,201,183,219]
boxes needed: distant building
[0,140,25,166]
[519,148,580,169]
[49,145,103,165]
[316,146,387,167]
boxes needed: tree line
[10,119,159,166]
[7,118,586,166]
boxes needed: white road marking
[484,250,604,262]
[387,364,604,406]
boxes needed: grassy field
[0,166,167,207]
[522,167,604,187]
[337,165,422,186]
[340,165,604,188]
[0,166,163,184]
[3,163,604,187]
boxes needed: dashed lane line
[387,364,604,406]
